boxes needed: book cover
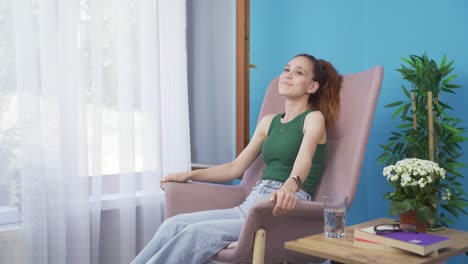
[353,237,405,253]
[354,226,452,256]
[380,230,450,246]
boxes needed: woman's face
[278,56,318,98]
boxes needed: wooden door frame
[235,0,250,156]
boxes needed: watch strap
[290,175,303,191]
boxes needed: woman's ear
[313,83,320,93]
[308,82,320,94]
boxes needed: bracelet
[290,175,303,191]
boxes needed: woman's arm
[161,115,275,188]
[270,111,326,215]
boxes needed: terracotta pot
[399,210,427,233]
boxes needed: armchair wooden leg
[252,228,266,264]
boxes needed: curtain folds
[5,0,190,263]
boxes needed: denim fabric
[131,180,311,264]
[237,179,311,217]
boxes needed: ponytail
[295,54,343,127]
[314,59,342,127]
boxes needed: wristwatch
[290,175,303,191]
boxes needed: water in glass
[323,194,347,238]
[324,207,346,238]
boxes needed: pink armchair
[164,65,384,263]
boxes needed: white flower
[401,172,411,182]
[383,158,447,205]
[418,178,426,188]
[440,168,446,179]
[383,166,394,176]
[383,158,444,183]
[445,189,452,199]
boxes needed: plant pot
[399,210,427,233]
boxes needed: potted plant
[382,158,446,232]
[378,53,468,227]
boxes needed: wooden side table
[285,218,468,264]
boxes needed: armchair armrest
[214,200,325,263]
[243,199,324,244]
[252,199,324,218]
[163,181,247,219]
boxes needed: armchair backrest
[239,81,285,190]
[314,66,383,206]
[240,66,384,208]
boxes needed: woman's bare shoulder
[304,111,326,143]
[261,113,276,122]
[255,114,276,136]
[305,110,325,124]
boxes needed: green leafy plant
[378,53,468,226]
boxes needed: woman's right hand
[160,171,190,190]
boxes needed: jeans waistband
[257,179,311,199]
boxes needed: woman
[131,54,342,264]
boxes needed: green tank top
[261,109,326,196]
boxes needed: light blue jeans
[131,180,311,264]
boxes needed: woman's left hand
[270,186,298,216]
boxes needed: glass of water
[323,194,348,238]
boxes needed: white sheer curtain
[4,0,190,263]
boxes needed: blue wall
[250,1,468,263]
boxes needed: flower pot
[399,210,427,233]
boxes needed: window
[0,0,147,224]
[0,96,20,212]
[0,1,20,222]
[80,0,143,176]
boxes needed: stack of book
[353,226,453,256]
